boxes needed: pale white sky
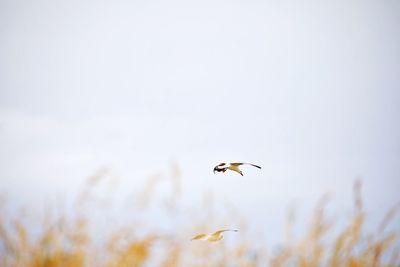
[1,0,399,243]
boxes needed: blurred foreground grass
[1,168,399,267]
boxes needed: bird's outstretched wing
[248,163,261,169]
[231,163,261,169]
[212,229,238,235]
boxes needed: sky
[0,0,399,244]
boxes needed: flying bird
[191,229,238,242]
[213,162,261,176]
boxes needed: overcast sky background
[1,0,399,244]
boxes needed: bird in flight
[213,162,261,176]
[191,229,238,242]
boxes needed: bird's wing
[191,234,207,240]
[212,229,238,235]
[231,163,261,169]
[247,163,261,169]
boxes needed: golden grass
[0,170,399,267]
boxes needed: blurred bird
[191,229,238,242]
[213,162,261,176]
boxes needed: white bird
[213,162,261,176]
[191,229,238,242]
